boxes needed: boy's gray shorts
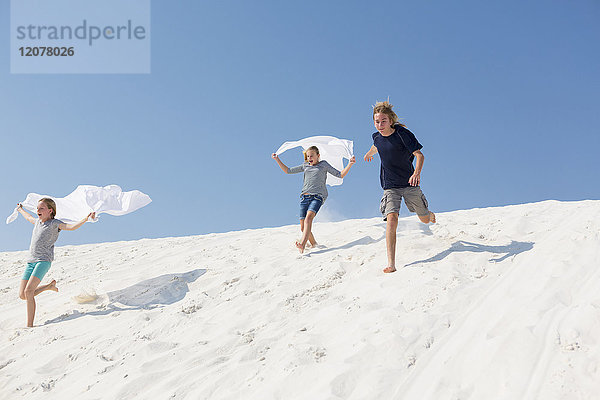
[380,187,430,220]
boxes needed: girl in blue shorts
[272,146,355,253]
[16,198,95,327]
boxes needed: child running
[364,100,436,273]
[272,146,355,253]
[16,198,95,327]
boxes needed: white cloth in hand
[6,184,152,224]
[275,136,354,186]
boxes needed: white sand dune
[1,200,599,399]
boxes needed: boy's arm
[340,156,356,178]
[271,153,291,173]
[364,145,378,162]
[17,204,36,224]
[59,212,96,231]
[409,150,425,186]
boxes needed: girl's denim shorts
[299,194,324,219]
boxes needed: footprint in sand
[330,369,361,399]
[424,336,434,349]
[40,379,56,392]
[35,354,71,376]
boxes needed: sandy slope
[1,200,599,399]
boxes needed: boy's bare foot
[383,266,396,273]
[429,211,436,223]
[49,280,58,292]
[295,240,305,254]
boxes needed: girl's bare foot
[48,280,58,292]
[295,240,305,254]
[383,266,396,273]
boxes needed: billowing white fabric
[6,185,152,225]
[275,136,354,186]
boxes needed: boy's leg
[418,212,436,224]
[381,189,402,273]
[404,187,435,224]
[384,213,399,273]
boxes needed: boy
[364,101,436,273]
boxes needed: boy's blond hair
[373,100,406,128]
[39,198,57,218]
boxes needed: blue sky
[1,0,599,252]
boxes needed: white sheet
[275,136,354,186]
[6,185,152,225]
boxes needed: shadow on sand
[306,234,386,256]
[376,220,435,236]
[405,240,534,267]
[44,268,206,325]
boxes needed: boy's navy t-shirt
[373,125,423,189]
